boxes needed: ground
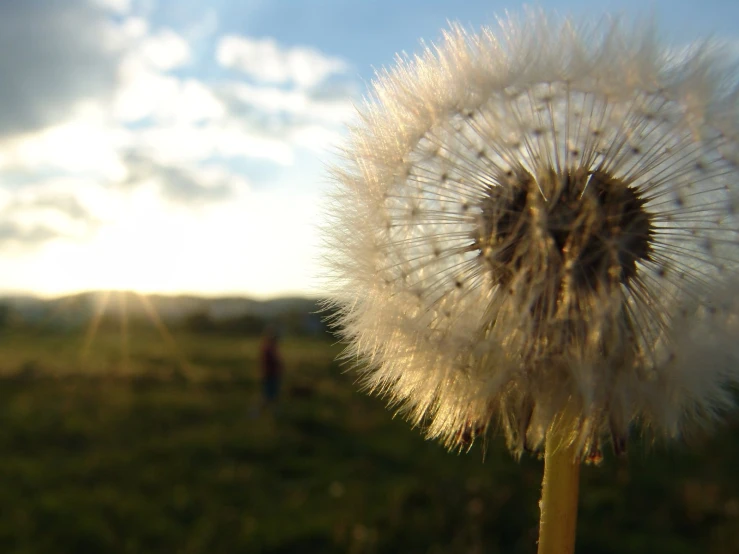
[0,328,736,553]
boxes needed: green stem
[537,432,581,554]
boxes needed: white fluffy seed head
[322,13,739,460]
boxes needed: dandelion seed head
[323,13,739,458]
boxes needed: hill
[0,292,330,337]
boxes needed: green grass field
[0,327,737,553]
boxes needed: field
[0,326,737,553]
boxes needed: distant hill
[0,292,331,337]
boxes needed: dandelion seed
[323,14,739,461]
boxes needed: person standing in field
[258,326,283,413]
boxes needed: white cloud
[222,82,354,124]
[216,35,348,88]
[288,125,343,153]
[134,122,294,166]
[114,66,180,122]
[0,178,103,251]
[91,0,132,15]
[114,69,224,124]
[113,24,210,123]
[122,152,245,204]
[0,106,128,180]
[120,15,149,40]
[167,80,226,122]
[137,28,191,70]
[3,204,93,243]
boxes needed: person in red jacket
[259,326,283,411]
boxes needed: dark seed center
[475,168,653,295]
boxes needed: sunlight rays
[117,289,130,374]
[137,292,197,380]
[79,289,194,379]
[81,289,111,363]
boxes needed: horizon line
[0,288,326,302]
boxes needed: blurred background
[0,0,738,552]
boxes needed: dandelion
[323,12,739,553]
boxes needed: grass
[0,327,736,553]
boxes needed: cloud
[114,72,224,124]
[0,3,357,182]
[139,29,190,70]
[122,152,240,204]
[0,1,124,138]
[112,21,217,124]
[0,1,358,275]
[0,222,62,248]
[4,194,94,224]
[133,122,295,166]
[216,35,349,88]
[0,113,128,179]
[91,0,132,14]
[0,190,100,250]
[213,77,357,155]
[288,125,343,153]
[219,82,355,124]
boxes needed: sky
[1,0,737,299]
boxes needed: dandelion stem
[537,432,581,554]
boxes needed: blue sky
[0,0,736,298]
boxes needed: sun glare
[79,288,193,378]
